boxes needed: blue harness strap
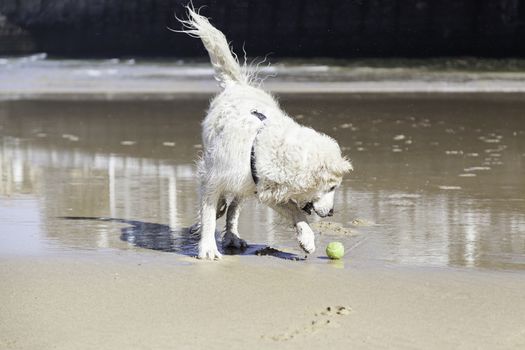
[251,110,267,122]
[250,110,267,185]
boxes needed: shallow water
[1,95,524,270]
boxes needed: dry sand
[1,252,524,350]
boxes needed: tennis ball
[326,242,344,260]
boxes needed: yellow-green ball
[326,242,345,260]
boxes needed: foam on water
[2,56,525,98]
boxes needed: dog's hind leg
[197,190,222,260]
[222,197,248,249]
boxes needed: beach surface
[2,253,525,350]
[1,57,525,349]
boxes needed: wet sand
[1,95,524,269]
[1,93,525,348]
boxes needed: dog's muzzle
[302,202,335,217]
[302,202,314,215]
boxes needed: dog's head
[257,124,353,217]
[296,147,352,218]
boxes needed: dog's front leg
[198,193,222,260]
[271,201,316,254]
[295,221,316,254]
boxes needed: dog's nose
[327,209,334,217]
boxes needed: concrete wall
[1,0,524,57]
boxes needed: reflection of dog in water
[61,217,303,260]
[178,7,352,260]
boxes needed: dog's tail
[176,6,248,87]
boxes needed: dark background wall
[1,0,524,57]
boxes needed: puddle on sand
[0,95,524,270]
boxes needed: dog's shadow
[61,217,304,261]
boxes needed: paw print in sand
[263,305,352,342]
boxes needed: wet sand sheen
[1,94,524,269]
[1,93,525,349]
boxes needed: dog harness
[250,110,267,185]
[250,110,313,215]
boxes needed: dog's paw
[222,231,248,249]
[296,222,316,254]
[198,242,222,260]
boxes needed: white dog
[179,7,353,260]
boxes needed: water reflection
[0,96,524,269]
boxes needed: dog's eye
[330,186,336,191]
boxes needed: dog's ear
[331,157,353,176]
[311,157,352,189]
